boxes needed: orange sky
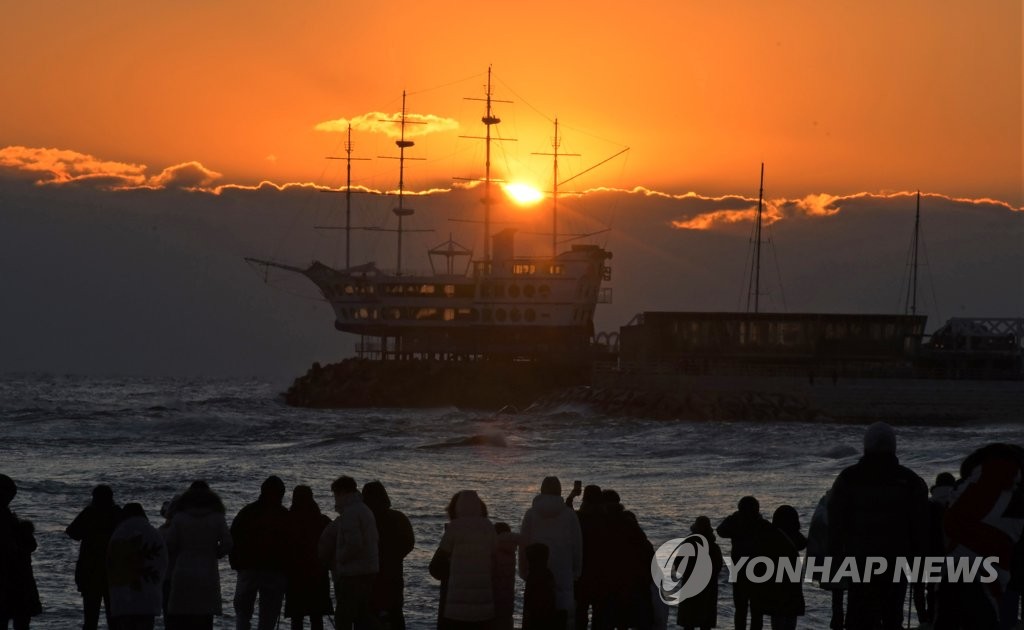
[3,1,1021,204]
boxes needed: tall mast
[905,190,921,315]
[746,163,765,313]
[326,124,371,269]
[378,91,425,275]
[534,118,578,259]
[460,66,513,267]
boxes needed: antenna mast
[326,124,370,269]
[746,163,765,313]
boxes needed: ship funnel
[492,228,517,263]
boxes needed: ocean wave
[418,433,508,449]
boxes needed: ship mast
[746,163,765,313]
[534,119,579,259]
[460,66,513,266]
[905,190,921,315]
[379,91,426,275]
[325,124,370,269]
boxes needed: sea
[1,373,1019,629]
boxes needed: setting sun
[502,182,544,206]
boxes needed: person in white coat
[520,476,582,626]
[430,490,497,629]
[106,503,168,630]
[164,481,232,630]
[317,475,378,630]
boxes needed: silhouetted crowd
[1,423,1022,630]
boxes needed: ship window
[494,284,505,298]
[480,284,492,298]
[388,308,401,320]
[482,309,493,322]
[524,308,536,323]
[444,308,455,321]
[538,285,551,299]
[540,311,551,319]
[496,308,507,323]
[510,308,521,322]
[548,264,565,275]
[416,308,439,320]
[344,285,355,295]
[456,308,475,321]
[513,263,536,275]
[444,284,456,298]
[420,284,436,295]
[523,284,536,298]
[357,308,369,319]
[508,284,520,298]
[371,308,379,320]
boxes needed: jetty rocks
[284,358,590,410]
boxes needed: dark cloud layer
[1,155,1021,379]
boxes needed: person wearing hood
[284,485,332,630]
[230,475,291,630]
[362,481,415,630]
[717,495,773,630]
[106,503,169,630]
[67,484,123,630]
[828,422,928,630]
[675,516,724,630]
[759,505,807,630]
[317,476,378,630]
[1,474,42,630]
[430,490,497,628]
[164,481,233,630]
[520,476,583,627]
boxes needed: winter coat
[164,506,232,615]
[67,501,123,594]
[676,539,723,629]
[0,509,41,620]
[318,493,379,579]
[368,506,415,612]
[519,494,582,612]
[229,496,290,572]
[493,530,521,619]
[284,507,333,618]
[433,491,497,623]
[107,515,169,617]
[828,452,929,562]
[755,527,806,618]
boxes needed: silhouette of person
[717,496,772,630]
[106,503,169,630]
[828,422,928,630]
[936,443,1024,629]
[599,489,654,630]
[230,475,291,630]
[492,522,521,630]
[676,516,724,630]
[284,485,332,630]
[362,481,415,630]
[914,472,956,626]
[164,480,233,630]
[570,484,602,630]
[430,490,496,629]
[760,505,806,630]
[67,484,122,630]
[0,475,41,630]
[806,490,844,630]
[520,476,582,628]
[523,543,563,630]
[317,476,378,630]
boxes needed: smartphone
[573,480,582,493]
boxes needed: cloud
[315,111,460,139]
[146,161,223,190]
[0,146,147,188]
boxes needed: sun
[502,182,544,206]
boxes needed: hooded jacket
[435,490,496,622]
[519,493,583,612]
[164,504,232,615]
[107,514,169,617]
[318,492,379,579]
